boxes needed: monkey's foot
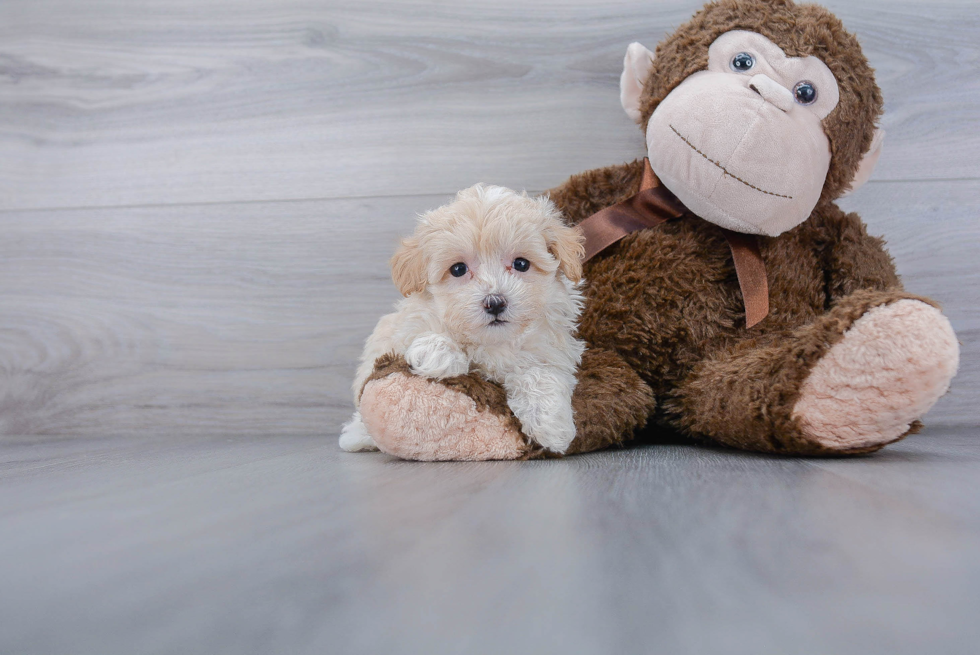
[792,299,959,451]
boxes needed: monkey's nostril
[747,74,794,112]
[483,295,507,316]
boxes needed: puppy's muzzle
[483,294,507,317]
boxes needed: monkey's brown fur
[362,0,942,457]
[546,154,933,456]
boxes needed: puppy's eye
[513,257,530,272]
[449,262,468,277]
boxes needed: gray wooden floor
[1,1,978,653]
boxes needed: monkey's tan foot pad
[358,356,530,461]
[792,299,959,452]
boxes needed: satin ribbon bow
[577,158,770,328]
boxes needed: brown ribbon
[578,158,770,328]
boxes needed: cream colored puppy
[339,184,585,454]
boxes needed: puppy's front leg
[405,333,470,379]
[504,367,577,454]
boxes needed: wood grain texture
[1,429,979,654]
[0,194,449,436]
[0,181,975,436]
[1,0,978,210]
[0,2,978,652]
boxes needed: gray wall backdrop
[1,0,977,437]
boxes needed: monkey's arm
[819,204,901,302]
[355,348,654,460]
[545,159,645,225]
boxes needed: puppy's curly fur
[340,184,586,454]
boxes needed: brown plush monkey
[354,0,959,460]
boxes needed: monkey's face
[645,31,841,236]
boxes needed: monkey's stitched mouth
[668,125,793,200]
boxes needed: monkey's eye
[793,81,817,105]
[449,262,468,277]
[731,52,755,72]
[513,257,530,272]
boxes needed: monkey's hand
[358,355,528,461]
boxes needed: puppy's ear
[390,236,427,297]
[546,222,585,283]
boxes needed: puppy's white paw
[406,333,469,379]
[338,412,379,452]
[505,368,577,454]
[525,408,576,453]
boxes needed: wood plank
[0,193,448,436]
[332,437,980,655]
[1,429,978,654]
[0,181,975,437]
[812,428,980,530]
[1,0,978,211]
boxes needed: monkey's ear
[843,128,885,196]
[546,223,586,283]
[620,42,656,124]
[390,236,427,297]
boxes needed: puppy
[339,183,585,454]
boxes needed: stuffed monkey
[354,0,959,460]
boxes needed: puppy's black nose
[483,295,507,316]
